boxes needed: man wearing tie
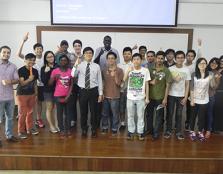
[71,47,103,138]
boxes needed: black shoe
[119,125,126,131]
[152,134,159,141]
[101,129,108,134]
[92,130,97,138]
[112,130,118,136]
[127,132,134,140]
[7,136,19,143]
[82,129,87,137]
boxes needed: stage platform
[0,125,223,173]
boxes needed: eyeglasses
[199,62,207,65]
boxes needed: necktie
[85,63,90,89]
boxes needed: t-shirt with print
[17,66,38,95]
[149,66,172,100]
[51,67,72,97]
[127,67,151,100]
[168,65,191,97]
[190,72,211,104]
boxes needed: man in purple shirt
[0,46,19,145]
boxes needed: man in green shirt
[145,51,172,140]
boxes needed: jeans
[166,96,184,135]
[119,90,127,122]
[0,100,15,138]
[145,99,164,136]
[55,97,72,133]
[190,103,207,132]
[207,96,215,131]
[127,99,145,134]
[101,98,120,131]
[68,84,79,123]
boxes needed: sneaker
[27,128,39,135]
[138,134,145,141]
[185,123,190,131]
[127,132,134,140]
[49,129,59,134]
[35,119,45,128]
[164,132,171,139]
[7,136,19,143]
[101,129,108,134]
[176,134,184,140]
[205,131,211,139]
[189,131,197,141]
[119,125,126,131]
[198,132,206,142]
[18,132,28,139]
[112,130,118,136]
[71,120,76,128]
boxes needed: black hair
[156,51,165,57]
[58,54,70,62]
[220,55,223,61]
[0,45,11,52]
[165,49,175,55]
[43,51,55,66]
[208,57,220,71]
[123,47,132,54]
[33,43,43,50]
[83,47,94,55]
[104,35,111,40]
[195,58,209,79]
[186,49,196,58]
[147,50,155,56]
[73,39,82,47]
[25,53,36,60]
[175,50,185,59]
[132,53,142,60]
[139,46,147,51]
[60,40,69,47]
[106,51,117,59]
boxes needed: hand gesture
[28,75,34,82]
[198,38,202,47]
[132,44,138,50]
[23,32,29,42]
[45,65,50,72]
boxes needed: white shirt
[169,65,191,97]
[33,57,44,86]
[127,67,151,100]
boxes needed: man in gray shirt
[94,35,120,70]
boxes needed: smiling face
[107,54,116,66]
[147,52,155,63]
[175,54,185,66]
[59,57,69,68]
[84,50,93,62]
[34,46,43,57]
[186,52,195,64]
[0,48,11,60]
[103,36,112,49]
[46,52,55,64]
[123,51,132,63]
[198,59,207,71]
[155,55,165,66]
[73,43,82,54]
[25,58,36,68]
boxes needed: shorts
[37,86,44,102]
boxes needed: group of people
[0,33,223,147]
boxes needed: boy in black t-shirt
[17,53,39,139]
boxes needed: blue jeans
[127,99,145,134]
[0,100,15,138]
[101,98,120,131]
[166,96,184,135]
[207,96,215,131]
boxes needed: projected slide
[51,0,177,26]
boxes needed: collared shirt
[0,60,19,101]
[71,61,103,95]
[94,47,120,70]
